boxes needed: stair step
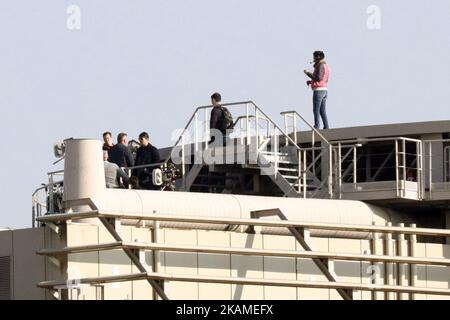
[277,168,299,172]
[288,177,316,182]
[278,160,296,164]
[282,175,300,180]
[259,151,290,156]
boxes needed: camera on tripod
[152,162,181,191]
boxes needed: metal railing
[280,110,330,146]
[165,101,329,198]
[36,209,450,300]
[30,111,450,231]
[32,170,64,227]
[446,146,450,182]
[280,110,333,198]
[423,139,450,198]
[31,185,47,228]
[331,137,423,199]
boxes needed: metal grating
[0,256,11,300]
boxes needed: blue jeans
[313,90,329,129]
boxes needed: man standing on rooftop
[304,50,330,130]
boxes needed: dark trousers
[208,130,227,147]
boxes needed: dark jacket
[109,143,134,168]
[135,144,160,167]
[210,106,227,134]
[103,143,114,152]
[103,143,114,157]
[134,144,161,188]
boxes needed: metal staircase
[164,101,334,199]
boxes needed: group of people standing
[100,50,330,190]
[102,131,160,189]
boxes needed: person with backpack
[209,92,233,146]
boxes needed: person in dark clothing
[209,92,227,146]
[133,131,161,189]
[109,132,134,168]
[102,131,115,156]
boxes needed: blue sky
[0,0,449,228]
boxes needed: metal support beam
[409,224,418,300]
[98,217,169,300]
[36,210,450,238]
[37,241,450,267]
[369,150,394,182]
[38,271,450,297]
[251,208,353,300]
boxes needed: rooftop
[296,120,450,143]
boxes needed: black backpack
[221,106,234,129]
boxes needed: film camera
[152,162,182,191]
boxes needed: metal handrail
[279,110,333,198]
[164,101,317,196]
[280,110,330,145]
[423,139,450,196]
[122,162,165,172]
[37,271,450,297]
[32,185,48,228]
[164,101,254,162]
[332,137,423,199]
[331,136,423,144]
[167,101,303,159]
[38,241,450,267]
[37,209,450,238]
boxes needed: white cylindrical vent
[63,139,105,217]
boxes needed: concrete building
[1,101,449,300]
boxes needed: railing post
[397,223,408,300]
[239,120,244,146]
[446,146,450,182]
[152,220,162,300]
[428,142,432,196]
[204,108,209,151]
[181,135,185,176]
[353,146,357,185]
[329,143,333,199]
[256,108,260,148]
[395,140,399,197]
[302,150,307,198]
[246,103,250,146]
[371,222,383,300]
[402,139,407,198]
[274,129,278,178]
[409,223,417,300]
[32,196,36,228]
[298,150,302,193]
[293,113,297,145]
[194,112,198,154]
[48,173,54,214]
[284,114,289,147]
[337,143,342,198]
[312,130,316,177]
[417,141,423,199]
[385,222,395,300]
